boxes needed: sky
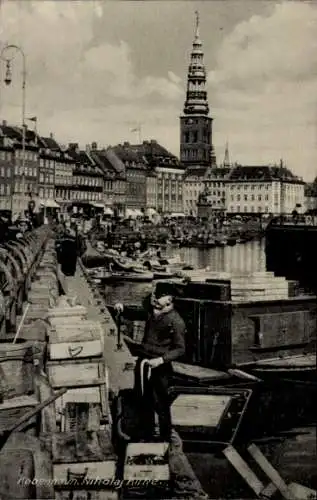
[0,0,316,181]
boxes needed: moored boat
[239,353,316,382]
[89,268,154,283]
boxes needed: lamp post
[0,44,27,219]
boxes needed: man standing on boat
[114,284,186,442]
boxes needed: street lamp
[0,44,27,219]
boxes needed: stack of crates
[46,298,109,429]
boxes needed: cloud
[0,0,182,150]
[209,1,317,180]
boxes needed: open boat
[239,353,316,382]
[88,268,154,283]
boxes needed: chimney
[123,141,130,147]
[2,120,7,127]
[50,132,54,139]
[86,144,91,153]
[91,141,97,150]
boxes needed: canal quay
[0,224,316,500]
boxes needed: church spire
[194,10,200,41]
[223,141,230,167]
[183,10,209,115]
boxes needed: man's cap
[154,281,183,299]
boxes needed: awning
[104,207,114,215]
[126,208,143,218]
[92,203,104,209]
[146,208,157,215]
[170,212,185,218]
[39,199,60,208]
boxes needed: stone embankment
[0,231,209,500]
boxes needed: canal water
[101,238,266,306]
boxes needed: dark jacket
[141,308,186,363]
[59,235,78,276]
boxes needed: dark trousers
[134,358,173,441]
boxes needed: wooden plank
[52,430,115,463]
[247,443,294,500]
[50,323,104,343]
[47,360,104,388]
[49,339,103,360]
[53,461,116,482]
[171,394,232,427]
[223,445,264,497]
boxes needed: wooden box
[47,358,106,388]
[55,386,108,421]
[62,402,101,432]
[0,394,39,432]
[123,442,170,498]
[49,336,103,360]
[52,431,116,493]
[124,442,170,481]
[0,449,35,499]
[47,306,87,319]
[0,342,34,399]
[49,321,104,344]
[169,386,252,445]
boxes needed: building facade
[183,174,204,216]
[304,180,317,213]
[1,124,40,218]
[67,144,103,213]
[0,131,14,212]
[179,12,216,173]
[226,164,305,215]
[112,143,147,213]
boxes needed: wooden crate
[47,306,87,319]
[49,337,103,360]
[63,402,101,432]
[49,321,104,344]
[124,442,170,481]
[55,386,106,417]
[123,442,171,498]
[47,358,106,388]
[0,394,39,432]
[0,342,34,399]
[0,449,35,499]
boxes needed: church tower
[180,11,215,171]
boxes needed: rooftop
[227,164,304,184]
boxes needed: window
[265,206,269,212]
[6,185,10,195]
[251,206,254,212]
[237,205,240,212]
[237,194,241,201]
[265,194,269,201]
[244,206,248,212]
[244,195,248,201]
[258,195,262,201]
[258,206,262,212]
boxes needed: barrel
[0,342,34,400]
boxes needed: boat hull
[97,272,154,283]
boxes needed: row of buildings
[0,13,314,219]
[0,120,313,219]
